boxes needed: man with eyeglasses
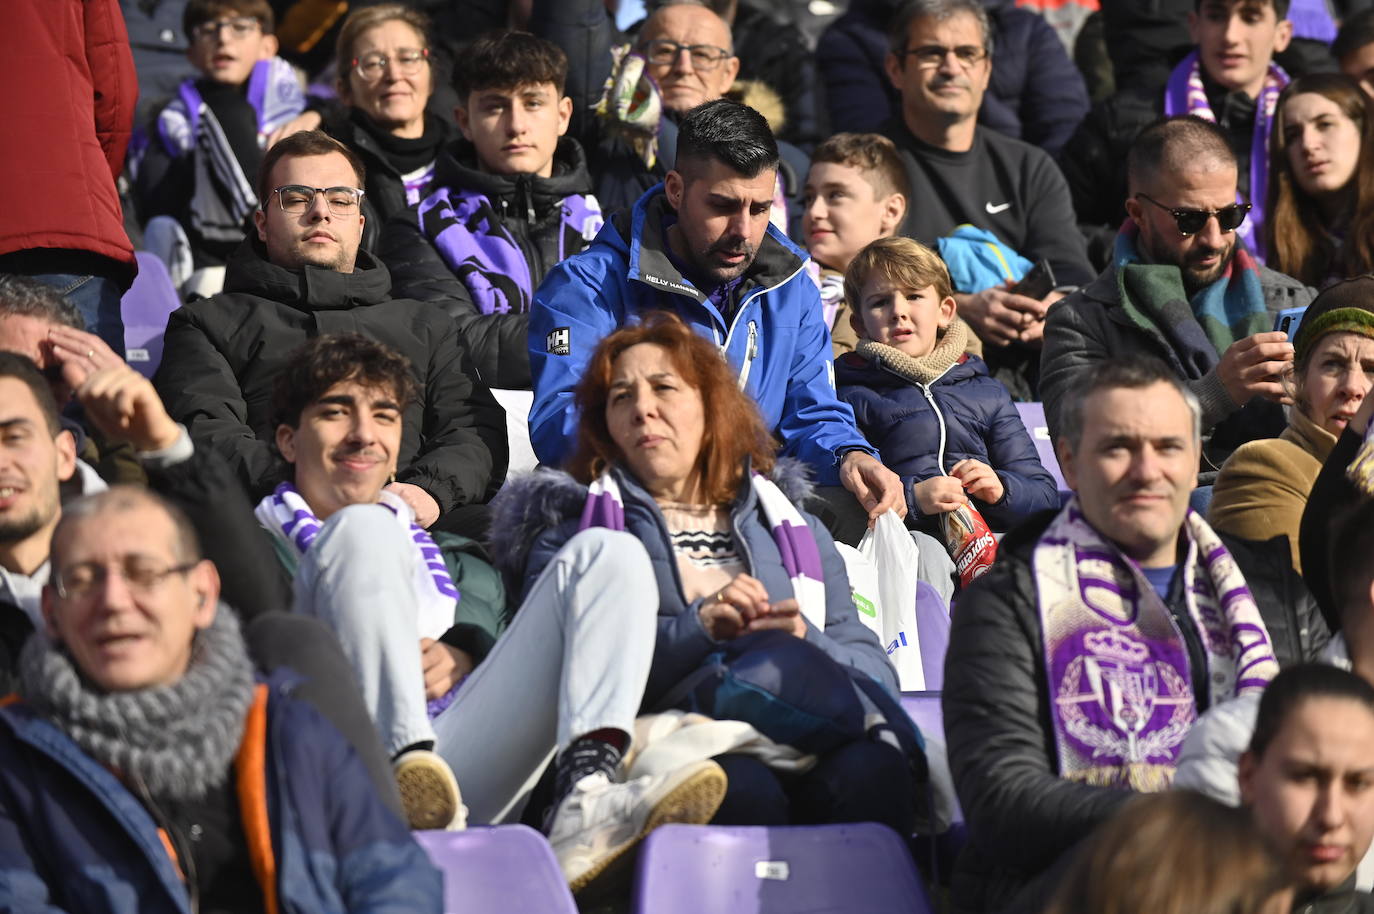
[533,0,811,228]
[880,0,1095,400]
[133,0,306,297]
[154,130,508,536]
[0,481,442,912]
[1042,115,1315,486]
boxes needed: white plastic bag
[852,510,926,690]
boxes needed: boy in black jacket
[379,30,602,390]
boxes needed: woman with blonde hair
[1043,790,1292,914]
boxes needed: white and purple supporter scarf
[580,470,828,629]
[1033,497,1279,791]
[255,482,460,642]
[1164,49,1287,261]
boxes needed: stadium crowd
[4,0,1374,910]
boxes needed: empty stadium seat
[1014,401,1070,495]
[121,251,182,378]
[412,825,577,914]
[632,823,933,913]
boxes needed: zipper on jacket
[130,773,200,914]
[919,383,949,474]
[718,260,808,383]
[737,321,759,390]
[497,198,545,288]
[879,360,955,475]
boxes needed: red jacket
[0,0,137,282]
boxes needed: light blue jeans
[294,508,659,824]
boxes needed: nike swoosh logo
[985,201,1011,214]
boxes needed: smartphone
[1274,306,1308,342]
[1010,259,1056,300]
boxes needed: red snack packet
[941,503,998,589]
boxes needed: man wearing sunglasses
[1042,115,1315,484]
[154,130,508,536]
[879,0,1095,401]
[1062,0,1295,261]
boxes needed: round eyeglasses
[352,48,430,81]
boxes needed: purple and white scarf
[417,186,603,316]
[1034,498,1278,791]
[255,482,459,641]
[1164,49,1287,262]
[580,470,828,629]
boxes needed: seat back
[121,251,182,378]
[412,825,577,914]
[1014,401,1068,493]
[632,823,932,914]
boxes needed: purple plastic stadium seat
[412,825,577,914]
[632,823,933,914]
[1014,401,1069,494]
[900,692,943,749]
[121,251,182,378]
[914,582,950,691]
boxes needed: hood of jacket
[486,457,816,583]
[431,136,594,221]
[607,185,809,308]
[221,236,394,312]
[727,80,787,136]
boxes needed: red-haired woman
[1266,73,1374,286]
[444,312,907,891]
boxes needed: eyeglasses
[53,559,199,600]
[268,185,365,216]
[901,44,988,69]
[351,48,429,81]
[1135,193,1251,236]
[639,39,733,71]
[190,16,261,42]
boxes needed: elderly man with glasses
[879,0,1095,401]
[153,130,507,537]
[1041,115,1316,488]
[531,0,813,232]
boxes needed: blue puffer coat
[0,676,441,914]
[835,349,1058,534]
[487,461,898,707]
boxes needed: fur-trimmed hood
[486,457,815,584]
[726,80,786,135]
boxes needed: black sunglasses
[1136,193,1250,236]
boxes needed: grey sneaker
[547,760,727,892]
[393,749,466,831]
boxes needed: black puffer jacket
[154,237,508,516]
[944,508,1330,914]
[377,137,599,390]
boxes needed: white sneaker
[393,749,467,831]
[547,760,727,892]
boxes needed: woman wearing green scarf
[1209,277,1374,572]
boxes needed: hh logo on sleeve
[546,327,571,356]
